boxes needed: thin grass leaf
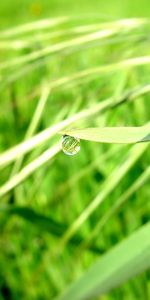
[0,17,69,38]
[0,28,124,70]
[56,222,150,300]
[0,19,147,50]
[61,126,150,144]
[10,82,50,177]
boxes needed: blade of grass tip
[0,142,61,198]
[0,17,69,38]
[10,82,50,177]
[58,126,150,250]
[1,83,150,169]
[60,126,150,144]
[80,165,150,252]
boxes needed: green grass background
[0,0,150,299]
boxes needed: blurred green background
[1,0,150,28]
[0,0,150,299]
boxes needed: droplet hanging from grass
[62,135,80,156]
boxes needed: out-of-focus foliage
[0,1,150,299]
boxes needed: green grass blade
[57,222,150,300]
[61,126,150,143]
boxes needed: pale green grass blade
[1,54,150,92]
[0,18,148,50]
[57,222,150,300]
[1,17,149,71]
[0,17,147,38]
[0,24,106,51]
[0,17,69,38]
[0,28,124,70]
[61,126,150,143]
[0,143,61,198]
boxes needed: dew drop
[62,135,80,156]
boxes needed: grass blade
[61,126,150,143]
[57,222,150,300]
[0,17,69,37]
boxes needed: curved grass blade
[61,126,150,144]
[56,222,150,300]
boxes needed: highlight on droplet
[61,135,80,156]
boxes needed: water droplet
[62,135,80,156]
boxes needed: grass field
[0,1,150,299]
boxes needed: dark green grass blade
[0,206,104,254]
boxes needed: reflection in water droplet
[62,135,80,156]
